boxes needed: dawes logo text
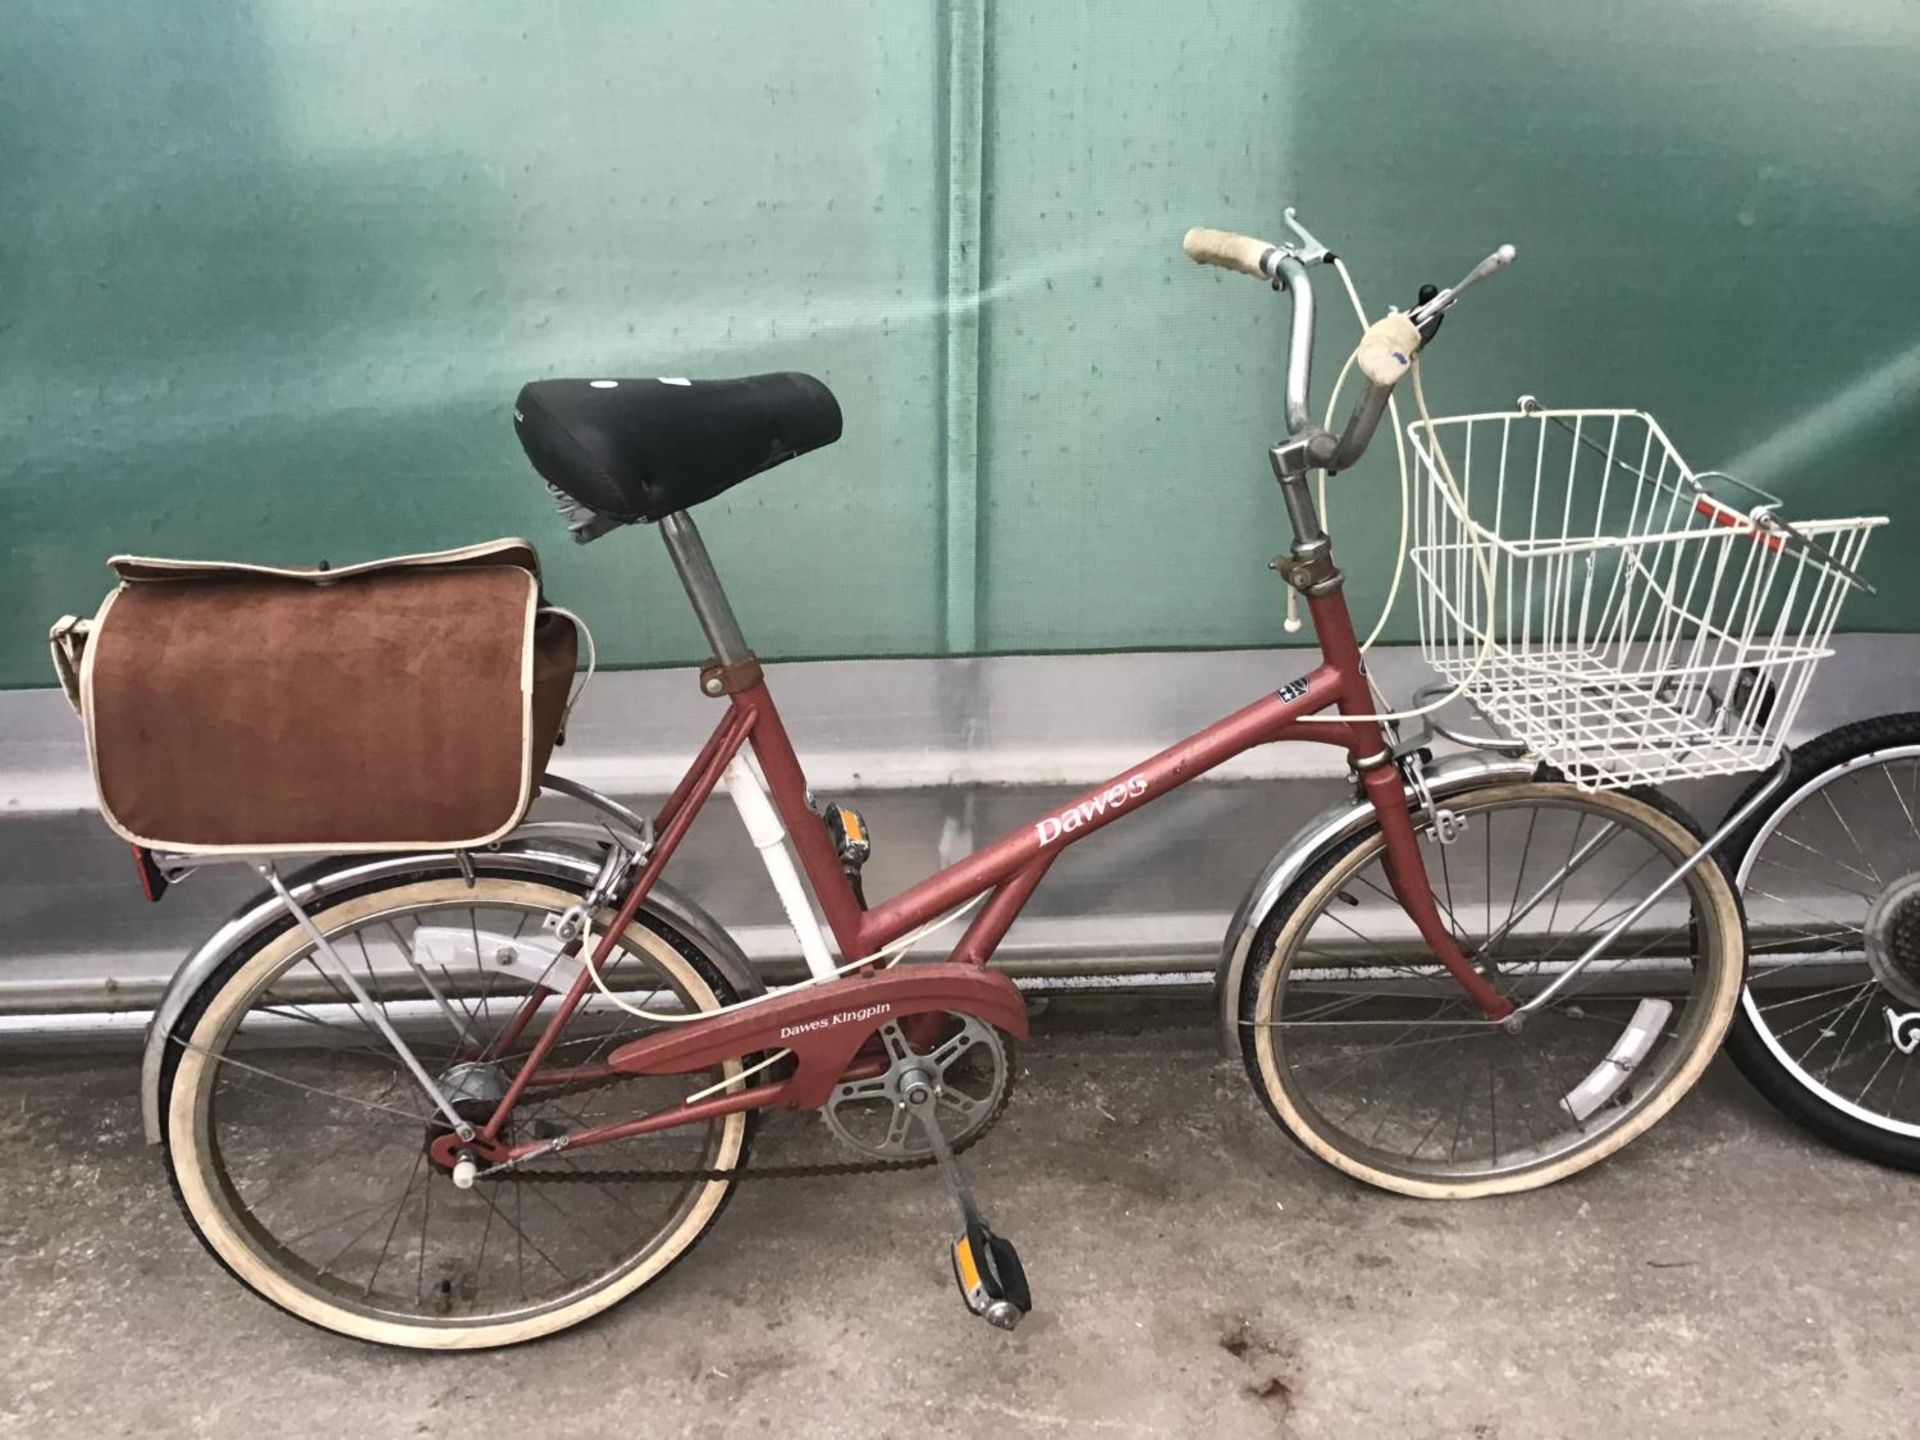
[778,1002,891,1042]
[1034,774,1149,847]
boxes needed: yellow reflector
[954,1236,982,1293]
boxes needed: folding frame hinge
[1271,547,1342,597]
[700,653,765,697]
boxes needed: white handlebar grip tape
[1181,227,1276,278]
[722,755,839,980]
[1354,312,1424,387]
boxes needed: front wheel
[159,869,750,1349]
[1240,781,1744,1198]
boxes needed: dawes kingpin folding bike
[106,212,1878,1349]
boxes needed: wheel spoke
[1250,786,1736,1187]
[1728,737,1920,1149]
[171,879,747,1339]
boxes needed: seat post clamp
[699,654,765,697]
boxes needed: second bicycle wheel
[1722,714,1920,1170]
[1240,781,1744,1198]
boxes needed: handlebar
[1180,227,1277,280]
[1183,211,1515,477]
[1183,221,1320,433]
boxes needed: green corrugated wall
[5,0,1917,685]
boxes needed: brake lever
[1277,207,1333,267]
[1409,243,1517,326]
[1412,283,1444,344]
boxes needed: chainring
[820,1016,1010,1161]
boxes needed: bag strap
[48,615,88,714]
[540,605,596,740]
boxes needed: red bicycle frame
[445,228,1538,1168]
[443,558,1515,1173]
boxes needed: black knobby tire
[1721,713,1920,1171]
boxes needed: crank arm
[901,1058,1031,1331]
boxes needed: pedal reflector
[951,1225,1030,1331]
[953,1233,986,1305]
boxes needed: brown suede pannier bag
[48,539,579,854]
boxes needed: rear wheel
[1241,781,1744,1198]
[160,871,749,1349]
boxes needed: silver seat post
[659,511,751,668]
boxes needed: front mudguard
[1213,753,1539,1059]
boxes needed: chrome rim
[1737,745,1920,1141]
[1259,788,1732,1182]
[176,881,740,1330]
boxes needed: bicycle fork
[1356,761,1518,1022]
[1288,499,1517,1025]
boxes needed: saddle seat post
[656,510,844,982]
[659,511,759,692]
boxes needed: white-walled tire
[159,870,749,1349]
[1240,782,1744,1198]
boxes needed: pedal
[820,801,872,907]
[900,1052,1033,1331]
[952,1220,1031,1331]
[820,802,871,869]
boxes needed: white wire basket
[1407,404,1886,789]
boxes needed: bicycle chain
[497,1053,1018,1185]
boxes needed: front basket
[1407,406,1884,789]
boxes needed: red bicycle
[144,216,1750,1348]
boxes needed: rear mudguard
[1213,753,1538,1059]
[138,833,762,1143]
[610,962,1029,1110]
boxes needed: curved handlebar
[1186,222,1320,434]
[1183,214,1516,475]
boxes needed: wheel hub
[1864,873,1920,1010]
[821,1016,1009,1160]
[426,1060,511,1145]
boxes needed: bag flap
[106,536,541,586]
[82,562,546,853]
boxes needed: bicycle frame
[443,221,1538,1170]
[446,521,1516,1173]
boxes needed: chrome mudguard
[138,835,763,1144]
[1213,753,1539,1059]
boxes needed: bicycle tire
[158,863,751,1349]
[1722,713,1920,1171]
[1240,780,1745,1198]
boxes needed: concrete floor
[1,998,1915,1439]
